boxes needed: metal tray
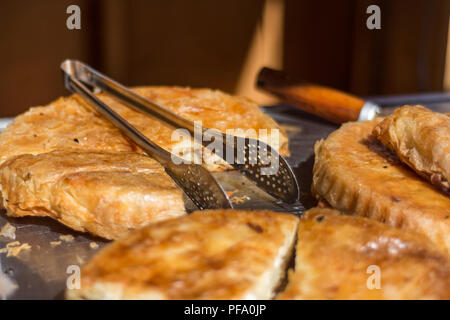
[1,102,449,299]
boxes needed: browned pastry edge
[278,207,450,300]
[312,119,450,255]
[0,86,290,170]
[373,105,450,194]
[0,151,186,239]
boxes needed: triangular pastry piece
[66,209,298,300]
[279,208,450,300]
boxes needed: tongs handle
[61,62,176,166]
[61,59,199,134]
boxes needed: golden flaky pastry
[278,208,450,300]
[0,86,288,170]
[373,105,450,194]
[66,210,298,300]
[0,151,185,239]
[312,119,450,254]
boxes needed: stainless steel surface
[367,92,450,107]
[62,61,232,210]
[365,92,450,117]
[61,60,300,204]
[374,104,448,117]
[1,97,449,300]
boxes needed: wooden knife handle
[257,67,367,124]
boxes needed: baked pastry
[0,151,185,239]
[66,209,298,299]
[278,208,450,300]
[0,87,289,170]
[373,105,450,194]
[312,119,450,254]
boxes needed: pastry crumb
[50,241,62,247]
[0,241,31,257]
[76,255,85,264]
[226,190,238,197]
[231,195,250,204]
[226,190,250,204]
[89,242,99,249]
[6,241,20,248]
[0,223,16,240]
[59,235,74,243]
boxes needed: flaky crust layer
[312,119,450,254]
[0,151,185,239]
[373,105,450,194]
[0,86,289,170]
[279,208,450,300]
[66,210,298,300]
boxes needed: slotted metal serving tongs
[61,59,299,210]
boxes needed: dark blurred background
[0,0,449,116]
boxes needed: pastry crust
[0,151,185,239]
[66,209,298,300]
[0,86,289,170]
[279,208,450,300]
[312,119,450,254]
[373,105,450,194]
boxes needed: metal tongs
[61,60,299,210]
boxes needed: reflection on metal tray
[1,101,449,299]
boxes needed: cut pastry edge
[68,222,297,300]
[242,220,298,300]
